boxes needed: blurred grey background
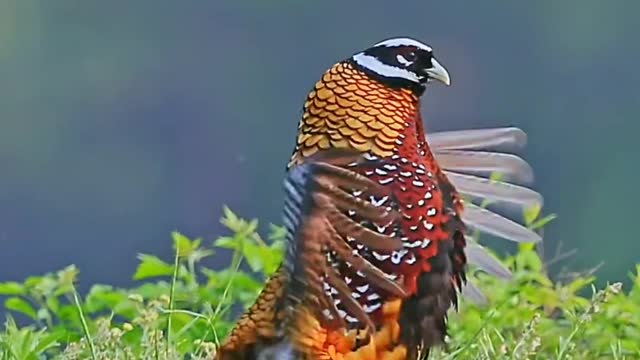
[1,1,639,290]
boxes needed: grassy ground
[1,208,638,359]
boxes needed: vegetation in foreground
[0,207,638,359]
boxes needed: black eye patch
[403,51,417,62]
[365,45,422,67]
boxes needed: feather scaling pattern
[215,38,542,360]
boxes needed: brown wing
[281,150,408,356]
[215,150,405,359]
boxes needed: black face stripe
[364,45,432,70]
[349,44,435,94]
[348,57,424,94]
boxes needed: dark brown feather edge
[282,150,407,343]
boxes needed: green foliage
[0,209,638,359]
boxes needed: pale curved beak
[426,58,451,86]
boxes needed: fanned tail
[429,127,527,152]
[431,127,543,301]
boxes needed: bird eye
[396,51,416,66]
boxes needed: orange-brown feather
[290,63,418,167]
[287,61,467,358]
[218,54,467,360]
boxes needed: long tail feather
[429,127,527,151]
[435,150,534,184]
[463,203,542,243]
[446,172,543,207]
[465,241,513,279]
[461,281,488,305]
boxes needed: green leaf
[489,172,505,182]
[262,241,284,275]
[247,219,259,235]
[268,224,287,242]
[529,213,558,230]
[36,308,51,322]
[32,332,60,354]
[23,276,44,289]
[173,231,194,257]
[214,236,239,250]
[518,242,536,252]
[52,265,79,296]
[4,297,37,319]
[242,242,265,273]
[57,265,79,286]
[567,276,596,294]
[134,281,171,299]
[133,254,174,280]
[31,276,58,297]
[0,282,25,295]
[523,204,542,226]
[188,248,214,264]
[222,206,240,226]
[46,296,60,314]
[84,285,128,313]
[221,206,244,233]
[221,207,259,235]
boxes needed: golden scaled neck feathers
[289,62,419,167]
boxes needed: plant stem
[71,284,97,360]
[166,240,181,355]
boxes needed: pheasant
[215,38,542,359]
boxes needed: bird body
[286,39,465,358]
[215,38,542,360]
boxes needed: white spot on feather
[364,303,382,313]
[423,220,434,230]
[407,239,422,248]
[391,249,408,264]
[373,251,391,261]
[370,195,389,207]
[375,168,388,176]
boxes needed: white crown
[374,38,432,52]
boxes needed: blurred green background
[1,1,638,289]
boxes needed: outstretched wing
[216,150,405,359]
[281,150,407,356]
